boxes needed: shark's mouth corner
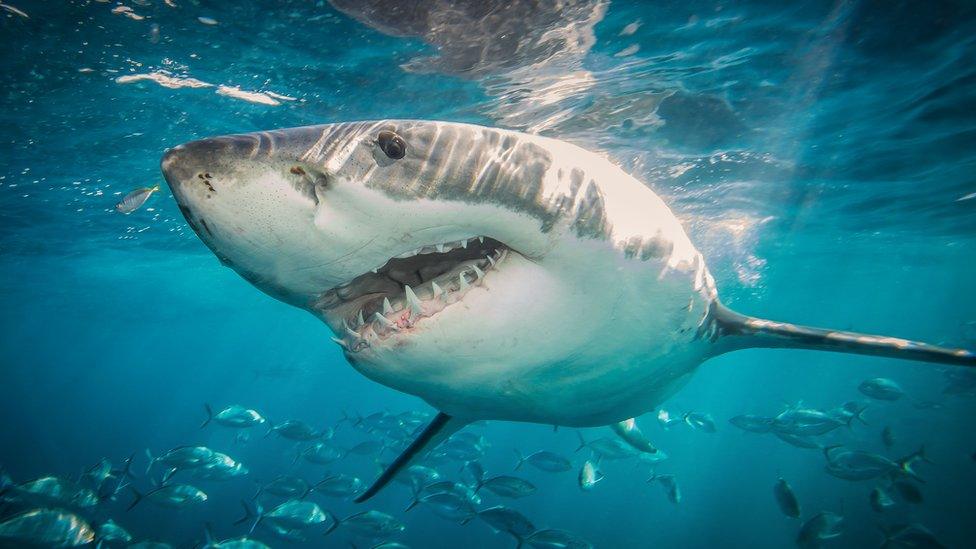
[312,237,511,352]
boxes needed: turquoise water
[2,1,975,547]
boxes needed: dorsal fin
[355,411,467,503]
[705,302,975,367]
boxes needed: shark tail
[354,412,467,503]
[707,302,976,367]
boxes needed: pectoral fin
[355,411,468,503]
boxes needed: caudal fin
[574,431,588,453]
[117,453,137,480]
[201,404,213,429]
[354,412,467,503]
[513,449,526,471]
[323,510,340,536]
[234,499,262,534]
[0,467,11,497]
[126,486,144,511]
[897,445,930,482]
[844,405,869,428]
[706,302,976,367]
[404,484,421,512]
[143,449,155,476]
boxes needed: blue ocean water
[2,0,975,547]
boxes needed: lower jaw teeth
[333,248,508,352]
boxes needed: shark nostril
[196,173,216,193]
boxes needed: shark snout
[160,137,245,244]
[161,135,255,195]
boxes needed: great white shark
[161,120,975,501]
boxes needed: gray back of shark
[160,119,975,502]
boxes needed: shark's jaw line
[312,236,511,352]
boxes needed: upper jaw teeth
[389,237,483,263]
[331,247,508,353]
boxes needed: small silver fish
[881,426,896,449]
[314,474,363,498]
[514,450,571,472]
[773,477,801,518]
[611,418,659,454]
[683,412,717,433]
[524,528,593,549]
[201,404,266,429]
[324,510,404,538]
[96,519,132,545]
[414,491,476,524]
[264,500,328,530]
[478,505,535,540]
[477,475,536,499]
[869,485,894,512]
[796,511,843,548]
[858,377,906,401]
[128,483,207,509]
[0,508,94,546]
[648,474,681,504]
[578,460,604,491]
[0,3,29,19]
[115,185,159,214]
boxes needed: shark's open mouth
[313,237,510,352]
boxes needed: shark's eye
[377,130,406,160]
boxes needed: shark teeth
[325,236,512,353]
[373,312,398,330]
[395,248,420,259]
[390,236,489,260]
[404,285,424,316]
